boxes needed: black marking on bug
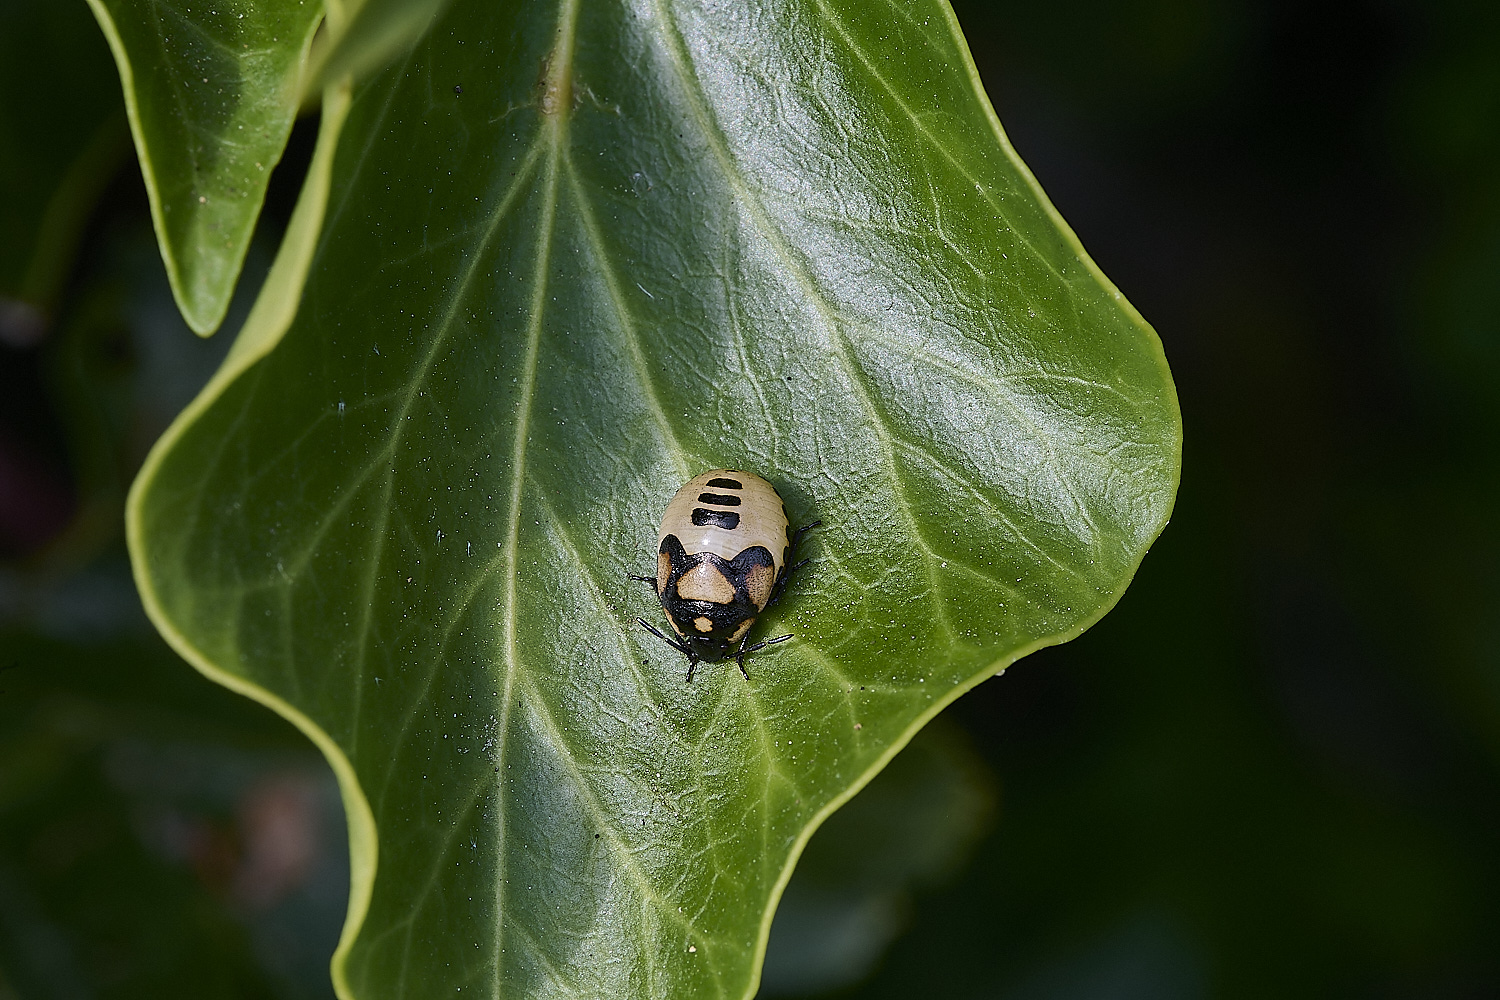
[657,538,774,599]
[692,508,740,529]
[633,516,821,681]
[705,477,742,490]
[697,492,741,506]
[645,539,783,680]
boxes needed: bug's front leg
[733,633,755,680]
[635,617,701,681]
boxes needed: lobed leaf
[130,0,1181,997]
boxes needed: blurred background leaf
[309,0,454,90]
[0,628,347,1000]
[807,1,1500,997]
[759,719,994,997]
[0,0,127,347]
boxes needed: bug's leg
[638,617,702,682]
[627,574,658,590]
[789,519,822,551]
[768,520,822,607]
[733,633,755,680]
[768,557,813,604]
[636,617,694,657]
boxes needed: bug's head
[665,601,757,662]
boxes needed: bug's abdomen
[657,469,789,573]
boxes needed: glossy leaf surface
[86,0,322,334]
[130,0,1181,997]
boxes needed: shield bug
[631,469,819,681]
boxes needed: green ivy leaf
[129,0,1181,997]
[85,0,323,335]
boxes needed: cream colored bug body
[633,469,817,680]
[658,470,790,572]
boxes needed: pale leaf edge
[123,83,373,1000]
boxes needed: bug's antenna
[743,634,793,656]
[735,633,792,678]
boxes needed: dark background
[3,0,1498,996]
[842,0,1500,996]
